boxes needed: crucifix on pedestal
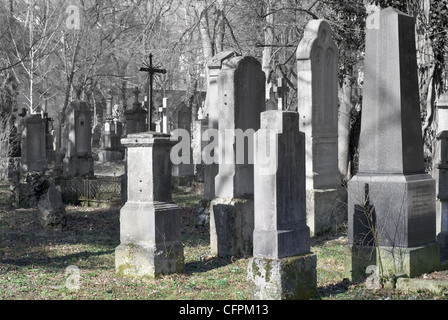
[139,54,167,131]
[273,77,290,110]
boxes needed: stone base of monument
[247,253,317,300]
[344,243,440,281]
[115,201,184,279]
[437,231,448,262]
[115,242,184,279]
[63,156,94,178]
[210,196,254,257]
[98,149,123,162]
[306,187,347,235]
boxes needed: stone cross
[139,54,167,131]
[273,77,289,110]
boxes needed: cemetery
[2,1,448,304]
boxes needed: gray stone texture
[21,114,47,172]
[210,54,265,257]
[115,132,184,278]
[296,19,346,235]
[61,101,94,177]
[346,8,439,280]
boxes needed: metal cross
[273,77,290,110]
[139,53,167,131]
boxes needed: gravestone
[345,8,439,280]
[124,87,147,134]
[436,93,448,264]
[115,132,184,279]
[203,51,239,201]
[21,114,47,172]
[296,19,347,235]
[38,186,66,229]
[210,55,265,257]
[170,102,194,177]
[99,92,123,162]
[247,110,317,300]
[61,101,94,178]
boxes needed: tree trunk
[338,77,353,181]
[262,0,274,99]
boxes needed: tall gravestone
[346,8,439,280]
[247,110,317,300]
[61,101,94,178]
[99,92,123,162]
[296,20,346,235]
[21,114,47,172]
[170,102,194,177]
[124,87,147,134]
[210,55,265,257]
[203,51,239,201]
[115,132,184,278]
[436,93,448,264]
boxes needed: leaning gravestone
[115,132,184,278]
[61,101,94,178]
[247,110,316,300]
[296,19,346,235]
[210,55,265,257]
[345,7,439,280]
[38,186,66,229]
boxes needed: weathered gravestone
[296,19,346,235]
[21,113,47,172]
[210,55,265,257]
[99,91,123,162]
[345,8,439,280]
[203,51,239,201]
[170,102,194,178]
[61,101,94,178]
[436,93,448,264]
[38,186,66,229]
[247,110,316,300]
[115,132,184,278]
[124,87,147,135]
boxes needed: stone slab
[210,196,254,257]
[247,253,317,300]
[306,187,347,235]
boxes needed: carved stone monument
[345,8,439,280]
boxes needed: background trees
[0,0,447,176]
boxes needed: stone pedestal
[247,254,317,300]
[115,132,184,279]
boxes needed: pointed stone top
[208,51,240,69]
[296,19,336,60]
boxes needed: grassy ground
[0,186,447,301]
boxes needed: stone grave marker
[345,7,439,280]
[170,102,194,177]
[38,186,66,229]
[99,91,123,162]
[297,19,347,235]
[203,51,239,201]
[210,55,265,257]
[20,113,47,172]
[124,87,147,134]
[61,101,94,178]
[247,110,317,300]
[115,132,184,279]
